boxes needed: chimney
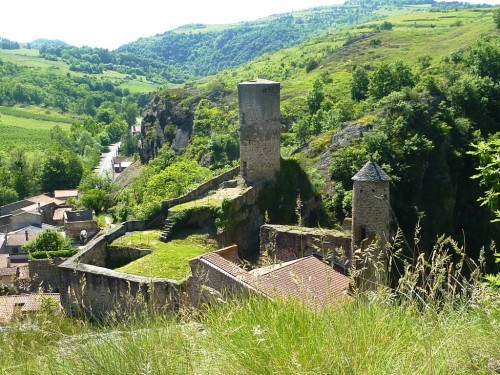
[25,230,29,241]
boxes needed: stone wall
[0,200,32,216]
[59,220,182,318]
[65,210,93,222]
[216,185,264,258]
[65,220,100,241]
[106,246,151,269]
[29,257,67,292]
[188,250,258,308]
[161,166,240,211]
[11,211,41,232]
[259,224,352,268]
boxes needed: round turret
[351,160,391,248]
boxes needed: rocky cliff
[139,89,201,163]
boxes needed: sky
[1,0,498,50]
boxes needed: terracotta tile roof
[198,252,350,307]
[0,294,60,323]
[53,207,72,221]
[200,252,252,284]
[19,203,43,214]
[7,232,42,247]
[254,256,350,307]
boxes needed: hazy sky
[1,0,498,50]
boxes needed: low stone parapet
[58,220,182,319]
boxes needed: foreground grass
[112,229,217,279]
[0,291,498,374]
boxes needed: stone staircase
[159,217,176,242]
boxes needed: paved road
[96,142,120,177]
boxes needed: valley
[0,1,498,373]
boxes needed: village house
[0,194,64,232]
[63,209,99,242]
[0,293,60,323]
[0,254,17,288]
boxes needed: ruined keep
[238,79,281,184]
[351,159,391,248]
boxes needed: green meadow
[112,229,217,279]
[0,48,160,93]
[0,106,75,150]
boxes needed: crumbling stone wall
[106,246,151,269]
[65,221,100,241]
[259,224,351,268]
[58,220,182,318]
[161,166,240,211]
[216,185,264,258]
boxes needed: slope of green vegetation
[1,1,475,86]
[0,106,74,150]
[0,48,160,93]
[131,7,499,271]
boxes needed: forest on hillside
[1,0,488,84]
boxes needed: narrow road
[96,142,120,177]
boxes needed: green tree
[368,61,414,99]
[330,145,369,188]
[369,63,396,99]
[307,79,324,114]
[142,160,211,202]
[22,229,72,254]
[0,186,18,206]
[50,125,74,151]
[466,36,500,82]
[469,133,500,221]
[80,189,112,214]
[39,149,83,192]
[351,66,369,101]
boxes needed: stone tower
[238,79,281,184]
[351,159,391,248]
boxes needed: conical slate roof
[352,160,391,182]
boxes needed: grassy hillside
[134,6,499,270]
[0,106,75,150]
[0,48,160,93]
[198,8,497,106]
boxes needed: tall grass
[0,231,498,374]
[2,292,496,374]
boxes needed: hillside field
[0,106,75,151]
[0,48,160,93]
